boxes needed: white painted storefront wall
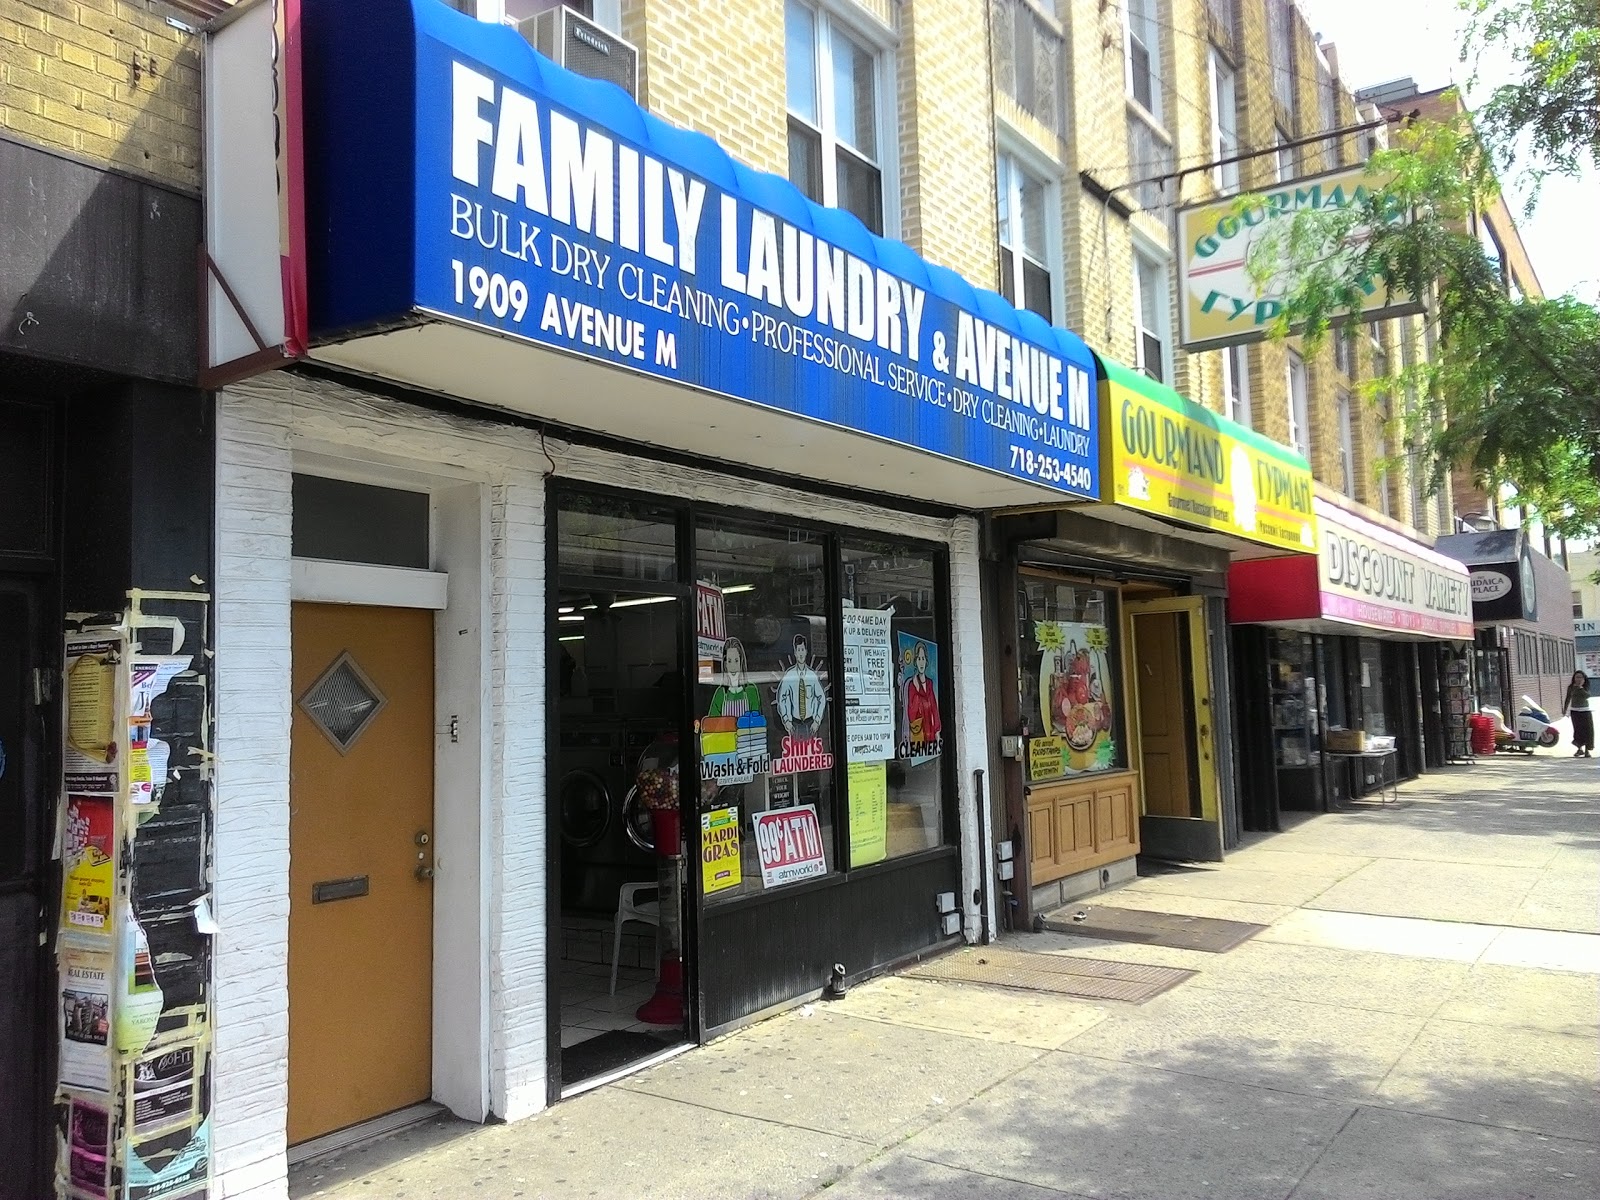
[212,370,990,1199]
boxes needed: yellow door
[289,603,435,1145]
[1125,597,1222,861]
[1133,611,1195,818]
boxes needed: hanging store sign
[1176,163,1420,351]
[1229,493,1474,639]
[1100,356,1316,553]
[303,0,1101,497]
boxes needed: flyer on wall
[128,655,190,805]
[67,1096,111,1195]
[131,1044,203,1136]
[61,793,115,934]
[1034,620,1116,777]
[59,946,113,1092]
[64,631,123,795]
[842,608,894,762]
[125,1118,210,1200]
[896,632,943,765]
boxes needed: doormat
[1041,906,1266,953]
[905,947,1193,1004]
[562,1030,679,1086]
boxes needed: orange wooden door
[288,603,435,1145]
[1132,611,1194,819]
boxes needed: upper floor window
[1133,248,1171,384]
[1336,388,1355,496]
[1286,350,1309,457]
[1318,62,1341,167]
[991,0,1063,136]
[786,0,889,235]
[1267,0,1296,115]
[1333,324,1355,376]
[495,1,622,34]
[1209,48,1240,191]
[1369,322,1389,380]
[1222,343,1251,427]
[1124,0,1163,122]
[997,151,1056,321]
[1275,125,1296,182]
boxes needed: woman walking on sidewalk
[1563,670,1594,758]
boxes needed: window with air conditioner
[786,0,893,236]
[1267,0,1296,115]
[1286,350,1309,457]
[498,1,622,34]
[1336,388,1355,496]
[997,149,1058,321]
[1222,342,1251,427]
[1209,48,1239,191]
[1317,61,1341,168]
[1124,0,1162,122]
[1133,248,1171,384]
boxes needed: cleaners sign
[311,0,1101,498]
[1176,163,1419,351]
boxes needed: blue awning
[300,0,1103,500]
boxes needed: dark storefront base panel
[699,849,961,1033]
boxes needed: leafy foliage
[1466,0,1600,191]
[1241,0,1600,540]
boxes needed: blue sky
[1300,0,1599,303]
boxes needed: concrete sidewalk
[291,756,1599,1200]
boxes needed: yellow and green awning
[1096,354,1316,554]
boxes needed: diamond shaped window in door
[299,651,387,753]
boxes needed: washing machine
[558,717,657,914]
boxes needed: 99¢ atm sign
[751,806,828,889]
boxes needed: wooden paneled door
[1127,597,1222,862]
[289,603,436,1146]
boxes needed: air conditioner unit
[512,7,638,101]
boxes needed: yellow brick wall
[896,0,996,280]
[627,0,788,177]
[0,0,202,190]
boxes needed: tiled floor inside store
[559,913,679,1047]
[558,960,677,1046]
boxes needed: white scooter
[1481,697,1561,753]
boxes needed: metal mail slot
[312,875,369,903]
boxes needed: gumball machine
[625,733,684,1026]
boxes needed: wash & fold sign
[406,9,1099,496]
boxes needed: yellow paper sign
[1103,365,1316,554]
[847,760,888,867]
[1027,737,1067,782]
[701,806,743,895]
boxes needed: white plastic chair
[610,882,659,996]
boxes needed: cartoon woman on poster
[898,635,942,763]
[708,638,760,718]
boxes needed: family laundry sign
[322,0,1100,497]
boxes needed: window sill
[1124,98,1171,144]
[701,843,959,914]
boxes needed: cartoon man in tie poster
[776,633,827,739]
[897,633,943,765]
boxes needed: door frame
[286,456,492,1131]
[1124,595,1223,862]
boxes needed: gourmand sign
[1100,356,1316,554]
[304,0,1102,497]
[1176,163,1421,351]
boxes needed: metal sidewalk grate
[1041,906,1266,953]
[905,947,1195,1004]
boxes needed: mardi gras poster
[1034,620,1116,777]
[895,633,942,766]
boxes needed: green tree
[1246,0,1600,541]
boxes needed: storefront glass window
[841,541,945,865]
[1018,578,1126,782]
[1359,641,1389,735]
[695,516,834,901]
[557,494,678,582]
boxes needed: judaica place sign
[1100,357,1316,554]
[1176,163,1421,351]
[308,0,1101,498]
